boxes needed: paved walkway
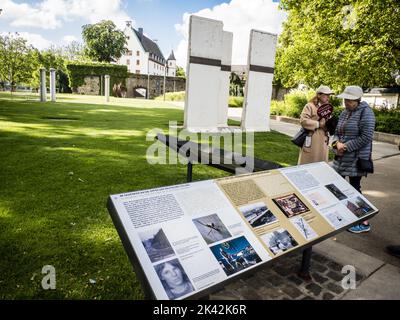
[168,103,400,298]
[226,107,400,299]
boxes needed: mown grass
[0,92,298,299]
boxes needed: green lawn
[0,92,298,299]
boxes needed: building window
[136,60,140,65]
[136,70,140,74]
[127,59,130,65]
[127,36,130,40]
[126,50,132,56]
[136,51,140,56]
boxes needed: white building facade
[117,22,176,77]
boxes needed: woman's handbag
[291,128,308,147]
[357,158,374,174]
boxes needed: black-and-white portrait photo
[154,259,195,300]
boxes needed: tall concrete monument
[183,16,277,132]
[242,30,277,132]
[218,31,233,128]
[184,16,224,132]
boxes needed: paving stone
[210,289,241,300]
[287,275,304,286]
[258,286,287,300]
[305,283,323,297]
[327,282,345,295]
[244,274,270,291]
[327,261,344,272]
[326,271,344,282]
[273,265,297,277]
[311,272,329,285]
[312,262,328,274]
[264,274,285,287]
[356,273,364,282]
[322,292,335,300]
[236,286,263,300]
[312,253,330,264]
[280,284,304,299]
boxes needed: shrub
[270,100,285,115]
[65,62,128,96]
[374,109,400,135]
[155,91,186,101]
[228,96,244,108]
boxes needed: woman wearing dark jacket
[332,86,376,234]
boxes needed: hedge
[65,62,128,93]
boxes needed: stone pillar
[184,15,223,132]
[49,68,56,102]
[218,31,233,128]
[40,68,47,102]
[105,75,110,102]
[242,30,277,132]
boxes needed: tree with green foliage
[176,66,186,78]
[0,33,35,91]
[30,49,69,91]
[276,0,400,91]
[82,20,127,63]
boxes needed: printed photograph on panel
[260,228,298,255]
[290,216,318,241]
[192,214,232,244]
[210,236,262,276]
[273,194,310,218]
[154,259,195,300]
[239,202,278,228]
[324,210,350,229]
[345,196,375,218]
[139,228,175,263]
[325,184,347,200]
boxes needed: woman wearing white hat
[298,85,335,165]
[332,86,376,234]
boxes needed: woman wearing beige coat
[298,86,334,165]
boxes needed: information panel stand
[107,162,379,300]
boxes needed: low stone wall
[75,76,100,95]
[270,115,300,125]
[373,131,400,146]
[271,115,400,146]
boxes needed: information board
[107,162,379,300]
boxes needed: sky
[0,0,287,68]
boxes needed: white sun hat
[337,86,364,100]
[316,85,334,95]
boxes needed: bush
[155,91,186,101]
[270,100,285,115]
[65,62,128,88]
[375,109,400,135]
[282,89,312,118]
[228,96,244,108]
[272,89,343,118]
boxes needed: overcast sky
[0,0,287,68]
